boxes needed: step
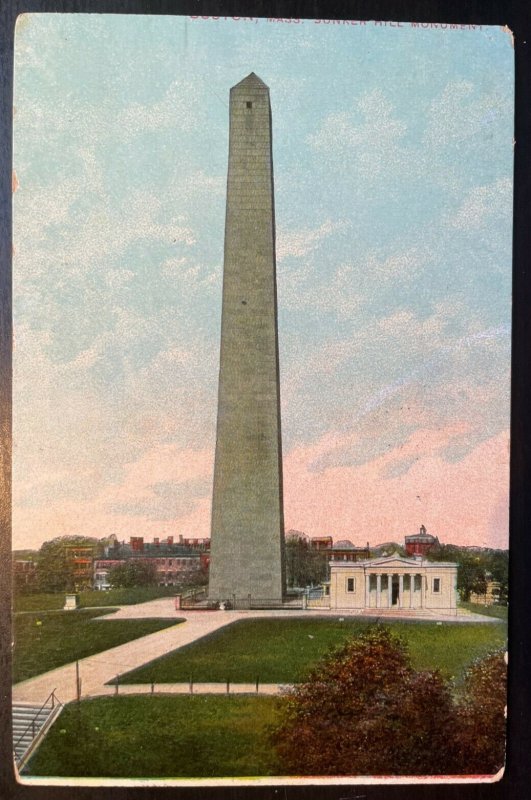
[12,701,64,768]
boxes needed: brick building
[93,536,204,590]
[404,525,440,556]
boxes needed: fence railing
[182,595,305,610]
[180,588,207,608]
[307,595,331,608]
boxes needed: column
[409,574,415,608]
[388,574,393,608]
[420,573,425,608]
[376,574,381,608]
[365,573,370,609]
[398,574,404,609]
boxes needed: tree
[108,559,157,588]
[273,626,457,776]
[285,539,327,588]
[429,545,507,602]
[453,650,507,775]
[37,536,101,593]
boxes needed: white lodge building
[328,556,458,614]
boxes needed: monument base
[206,593,286,610]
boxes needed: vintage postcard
[11,14,513,786]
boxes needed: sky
[13,15,513,551]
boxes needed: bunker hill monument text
[208,74,286,604]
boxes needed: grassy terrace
[116,617,507,686]
[25,696,281,778]
[14,610,183,683]
[14,586,180,613]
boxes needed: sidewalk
[12,609,242,706]
[80,682,287,697]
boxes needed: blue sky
[13,15,513,549]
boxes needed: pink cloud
[99,443,213,505]
[283,426,509,549]
[13,444,215,549]
[13,429,509,552]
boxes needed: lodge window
[246,101,252,108]
[433,577,441,593]
[346,577,356,593]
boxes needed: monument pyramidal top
[232,72,268,90]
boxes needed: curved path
[13,598,501,706]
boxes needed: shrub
[273,625,457,776]
[453,649,506,775]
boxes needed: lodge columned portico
[329,555,458,614]
[364,571,425,609]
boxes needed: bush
[453,649,506,775]
[273,625,457,776]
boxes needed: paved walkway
[12,609,238,705]
[75,682,286,698]
[12,598,502,707]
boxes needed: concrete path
[12,610,240,706]
[75,682,287,698]
[13,598,503,707]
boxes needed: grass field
[13,610,183,683]
[461,602,508,620]
[116,617,507,686]
[25,695,281,778]
[14,586,180,613]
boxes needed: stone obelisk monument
[209,73,285,604]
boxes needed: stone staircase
[13,698,63,769]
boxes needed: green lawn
[117,617,507,686]
[14,586,180,613]
[460,602,508,620]
[13,610,183,683]
[25,696,280,778]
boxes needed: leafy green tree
[37,536,101,593]
[108,559,157,588]
[273,626,457,775]
[453,650,507,775]
[429,545,508,602]
[178,561,209,588]
[285,539,327,587]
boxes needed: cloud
[276,219,346,261]
[307,89,409,180]
[117,79,198,137]
[13,442,215,548]
[450,177,513,230]
[109,477,211,521]
[278,243,430,320]
[279,301,510,465]
[283,427,509,548]
[423,81,511,149]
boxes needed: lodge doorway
[392,575,400,606]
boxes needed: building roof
[330,555,458,569]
